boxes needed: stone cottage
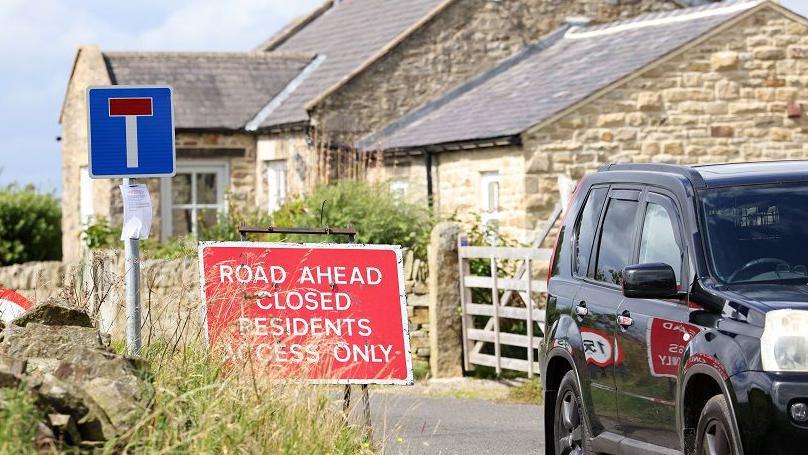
[61,0,747,258]
[60,48,311,261]
[358,0,808,242]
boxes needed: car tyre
[696,395,739,455]
[554,370,593,455]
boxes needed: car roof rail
[598,162,706,187]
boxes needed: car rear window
[595,197,640,285]
[573,187,607,276]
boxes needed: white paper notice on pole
[119,184,152,240]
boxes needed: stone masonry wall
[256,133,318,208]
[0,261,81,305]
[435,146,528,242]
[61,46,113,263]
[313,0,678,142]
[520,7,808,232]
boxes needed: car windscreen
[701,182,808,284]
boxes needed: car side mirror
[622,263,679,299]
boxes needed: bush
[0,185,61,265]
[269,180,434,261]
[85,180,434,262]
[83,217,119,250]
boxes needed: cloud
[0,0,319,190]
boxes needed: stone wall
[0,261,81,304]
[521,6,808,230]
[313,0,678,142]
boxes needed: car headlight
[761,309,808,372]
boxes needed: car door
[614,190,698,451]
[573,187,642,436]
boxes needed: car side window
[639,201,683,285]
[573,187,608,276]
[595,196,640,285]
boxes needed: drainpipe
[424,150,434,209]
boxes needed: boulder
[11,300,93,328]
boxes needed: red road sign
[0,288,32,323]
[198,242,412,384]
[108,98,153,116]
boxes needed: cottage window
[480,171,501,239]
[265,160,287,213]
[160,163,227,239]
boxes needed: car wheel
[554,370,593,455]
[696,395,739,455]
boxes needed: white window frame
[160,161,228,240]
[480,171,501,243]
[265,159,287,213]
[79,166,93,227]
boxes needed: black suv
[540,161,808,455]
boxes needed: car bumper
[730,371,808,455]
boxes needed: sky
[0,0,320,194]
[1,0,807,195]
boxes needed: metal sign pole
[123,177,142,356]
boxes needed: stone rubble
[0,300,154,451]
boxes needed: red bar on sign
[109,98,153,116]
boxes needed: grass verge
[0,343,373,454]
[113,344,374,454]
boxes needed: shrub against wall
[269,180,435,261]
[0,185,61,265]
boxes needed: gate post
[428,222,463,378]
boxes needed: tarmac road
[370,394,544,454]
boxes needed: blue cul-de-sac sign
[87,86,176,178]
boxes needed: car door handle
[575,301,589,318]
[617,311,633,328]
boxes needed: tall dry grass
[109,342,373,454]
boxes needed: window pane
[197,208,218,235]
[595,198,639,285]
[574,187,608,276]
[196,173,218,204]
[265,160,287,212]
[172,174,192,204]
[639,203,682,283]
[487,181,499,212]
[172,208,193,236]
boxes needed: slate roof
[104,52,313,130]
[359,1,761,151]
[255,0,447,130]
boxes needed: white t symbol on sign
[109,98,154,168]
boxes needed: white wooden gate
[458,205,561,377]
